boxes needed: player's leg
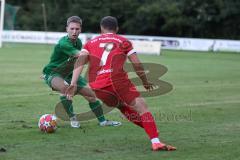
[127,96,176,150]
[77,86,105,123]
[114,80,157,137]
[112,80,145,127]
[128,97,158,138]
[117,103,143,128]
[49,75,80,128]
[116,80,176,151]
[74,77,121,126]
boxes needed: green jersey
[43,36,82,77]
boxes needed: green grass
[0,43,240,160]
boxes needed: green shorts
[42,73,87,90]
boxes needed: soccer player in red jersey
[66,16,176,151]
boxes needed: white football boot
[70,115,80,128]
[99,120,122,127]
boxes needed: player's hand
[143,81,155,91]
[65,85,77,100]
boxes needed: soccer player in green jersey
[42,16,121,128]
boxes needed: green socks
[60,97,105,123]
[60,96,74,118]
[89,100,106,123]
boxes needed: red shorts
[93,80,140,107]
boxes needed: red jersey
[82,33,136,89]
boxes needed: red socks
[120,106,159,139]
[119,105,143,128]
[140,112,159,139]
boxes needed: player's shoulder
[103,33,128,43]
[58,36,68,45]
[58,36,68,42]
[86,33,129,45]
[86,34,102,44]
[112,34,131,45]
[114,33,126,39]
[58,36,76,48]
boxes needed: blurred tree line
[5,0,240,39]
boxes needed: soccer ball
[38,114,57,133]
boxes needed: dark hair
[67,16,82,26]
[100,16,118,31]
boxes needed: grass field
[0,43,240,160]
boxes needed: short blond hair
[67,16,82,26]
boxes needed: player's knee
[129,97,149,114]
[58,86,68,94]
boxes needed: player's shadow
[55,58,173,121]
[123,62,173,97]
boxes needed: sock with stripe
[60,96,74,118]
[89,100,106,123]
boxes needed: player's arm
[128,53,154,91]
[65,50,89,100]
[71,50,89,85]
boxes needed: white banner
[131,40,161,55]
[2,31,240,52]
[213,40,240,52]
[179,39,214,51]
[2,30,87,44]
[126,36,214,51]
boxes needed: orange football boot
[152,143,176,151]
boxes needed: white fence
[2,30,240,53]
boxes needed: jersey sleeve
[127,48,136,56]
[59,40,80,56]
[81,42,90,53]
[119,40,136,56]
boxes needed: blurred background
[1,1,240,159]
[2,0,240,39]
